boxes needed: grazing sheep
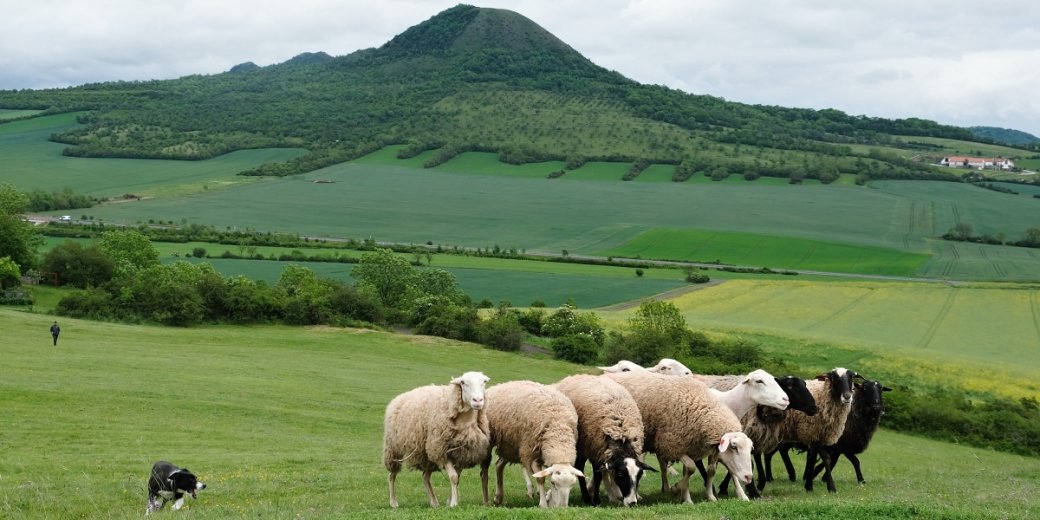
[383,371,491,508]
[807,379,891,484]
[598,358,693,376]
[769,367,857,493]
[554,374,655,506]
[716,375,819,498]
[479,380,584,508]
[605,371,755,503]
[647,358,694,376]
[598,360,648,373]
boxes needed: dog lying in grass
[147,461,207,514]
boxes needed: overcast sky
[2,1,1038,136]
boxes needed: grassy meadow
[2,308,1038,520]
[0,113,307,199]
[603,228,930,276]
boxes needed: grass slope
[603,228,929,276]
[598,279,1040,399]
[1,308,1037,520]
[0,114,307,198]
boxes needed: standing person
[50,321,60,346]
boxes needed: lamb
[715,375,819,498]
[807,379,891,484]
[605,371,755,503]
[598,358,693,376]
[479,380,584,508]
[768,367,857,493]
[554,374,655,506]
[383,371,491,508]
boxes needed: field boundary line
[917,288,957,348]
[596,280,726,311]
[1031,291,1040,346]
[801,288,875,333]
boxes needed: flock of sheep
[382,358,890,508]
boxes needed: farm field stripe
[1031,291,1040,346]
[800,287,876,333]
[917,288,957,348]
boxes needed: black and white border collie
[147,461,207,514]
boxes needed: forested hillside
[969,126,1040,146]
[0,4,1019,181]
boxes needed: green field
[2,308,1037,519]
[603,228,929,276]
[6,114,1040,281]
[599,279,1040,399]
[0,113,307,198]
[0,108,43,120]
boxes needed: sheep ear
[718,435,731,453]
[531,468,552,478]
[815,374,828,381]
[637,461,658,473]
[881,385,893,392]
[567,466,586,478]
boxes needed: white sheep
[554,374,654,506]
[383,371,491,508]
[773,367,857,493]
[479,380,584,508]
[677,370,790,494]
[599,358,693,376]
[598,360,648,373]
[605,371,755,503]
[647,358,693,376]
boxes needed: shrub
[191,247,207,258]
[410,295,478,341]
[55,287,114,320]
[516,308,545,335]
[551,333,600,365]
[542,304,605,345]
[477,311,524,352]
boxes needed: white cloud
[1,0,1038,135]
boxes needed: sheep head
[741,369,789,410]
[532,463,585,507]
[450,371,490,411]
[716,432,754,485]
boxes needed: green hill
[969,125,1040,146]
[0,4,1001,182]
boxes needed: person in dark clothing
[50,321,60,346]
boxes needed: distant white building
[939,156,1015,170]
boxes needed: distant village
[938,155,1015,170]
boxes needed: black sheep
[809,379,891,484]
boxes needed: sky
[2,0,1038,137]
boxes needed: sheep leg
[764,449,775,482]
[521,467,535,498]
[780,445,797,482]
[847,453,865,483]
[531,462,548,508]
[729,466,750,501]
[444,462,462,507]
[480,456,492,506]
[818,449,838,493]
[677,455,698,503]
[719,471,731,496]
[494,457,507,506]
[421,469,439,507]
[803,446,817,492]
[755,452,768,491]
[658,453,672,493]
[388,470,399,508]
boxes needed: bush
[516,308,545,335]
[551,334,600,365]
[541,304,605,345]
[55,288,114,320]
[191,247,207,258]
[477,311,524,352]
[410,296,478,341]
[330,284,384,325]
